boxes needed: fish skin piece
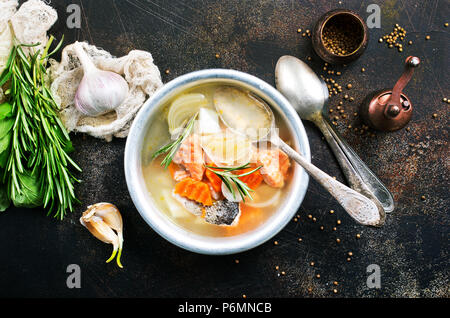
[256,148,290,188]
[204,200,241,226]
[173,134,205,180]
[172,192,204,217]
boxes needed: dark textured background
[1,0,448,297]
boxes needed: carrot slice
[205,166,222,193]
[174,177,213,206]
[235,168,263,190]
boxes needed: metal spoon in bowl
[213,86,385,227]
[275,55,394,213]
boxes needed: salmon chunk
[256,148,290,188]
[173,134,205,181]
[168,162,190,182]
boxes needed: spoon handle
[321,117,395,213]
[271,135,385,227]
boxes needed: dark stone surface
[1,0,448,297]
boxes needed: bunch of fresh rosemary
[0,36,81,219]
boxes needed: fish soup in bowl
[125,69,310,254]
[142,83,294,237]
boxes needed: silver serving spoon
[213,86,385,227]
[275,55,394,213]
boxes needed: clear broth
[141,83,294,237]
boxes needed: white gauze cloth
[0,0,57,101]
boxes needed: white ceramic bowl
[124,69,310,255]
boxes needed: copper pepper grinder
[361,56,420,131]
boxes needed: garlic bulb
[73,42,129,117]
[80,202,124,268]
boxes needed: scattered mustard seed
[408,40,413,45]
[320,226,324,231]
[316,274,321,278]
[348,252,353,256]
[297,28,302,33]
[298,238,303,242]
[281,271,286,276]
[308,214,312,219]
[330,209,335,214]
[336,238,341,243]
[347,257,351,262]
[235,259,240,264]
[165,69,170,74]
[215,53,220,58]
[337,220,341,225]
[333,281,339,286]
[425,35,430,40]
[361,67,366,72]
[333,289,338,294]
[312,217,317,222]
[421,195,426,201]
[432,113,438,118]
[310,262,315,266]
[243,294,247,299]
[333,227,337,231]
[275,265,279,270]
[274,240,279,246]
[347,84,352,89]
[356,233,361,239]
[445,23,449,27]
[381,24,407,51]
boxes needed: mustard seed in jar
[321,14,364,56]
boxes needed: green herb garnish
[205,163,262,202]
[152,112,198,168]
[0,36,81,219]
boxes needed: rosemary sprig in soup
[152,112,198,168]
[205,163,262,202]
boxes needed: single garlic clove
[86,203,123,232]
[73,42,129,117]
[80,202,124,268]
